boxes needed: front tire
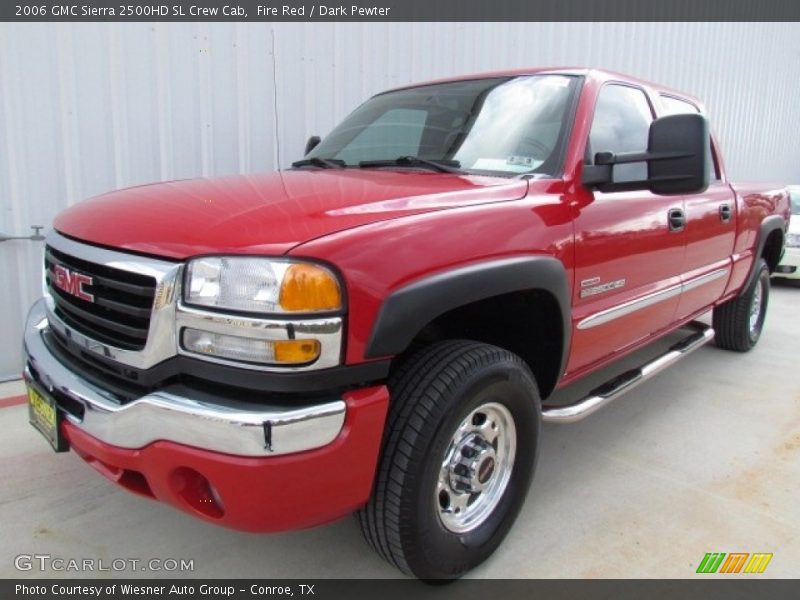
[713,258,770,352]
[357,341,540,580]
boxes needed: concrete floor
[0,282,798,579]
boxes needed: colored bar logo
[696,552,772,574]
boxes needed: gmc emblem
[53,264,94,302]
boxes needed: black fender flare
[743,215,785,291]
[364,256,572,378]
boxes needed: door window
[589,85,653,182]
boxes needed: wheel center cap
[449,434,497,493]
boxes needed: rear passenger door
[567,84,686,376]
[659,95,736,320]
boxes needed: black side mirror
[305,136,321,155]
[647,113,710,195]
[582,113,710,196]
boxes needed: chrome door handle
[668,209,685,232]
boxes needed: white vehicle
[774,186,800,280]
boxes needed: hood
[54,170,529,259]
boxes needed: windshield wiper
[291,157,346,169]
[358,156,463,174]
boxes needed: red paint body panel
[54,170,527,259]
[291,178,572,365]
[673,181,736,320]
[567,187,685,375]
[722,183,791,298]
[61,386,389,532]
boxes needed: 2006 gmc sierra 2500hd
[23,68,790,579]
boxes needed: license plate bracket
[27,383,68,452]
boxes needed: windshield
[791,190,800,215]
[306,75,580,176]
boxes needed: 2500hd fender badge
[580,277,626,298]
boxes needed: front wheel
[713,258,770,352]
[357,341,541,580]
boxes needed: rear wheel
[357,340,540,580]
[713,258,770,352]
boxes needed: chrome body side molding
[577,267,729,330]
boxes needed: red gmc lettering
[53,265,94,302]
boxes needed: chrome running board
[542,322,715,424]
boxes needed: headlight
[184,257,342,314]
[787,233,800,248]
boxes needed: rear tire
[357,340,540,580]
[713,258,770,352]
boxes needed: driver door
[566,83,686,377]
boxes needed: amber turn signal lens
[279,263,342,312]
[273,339,321,364]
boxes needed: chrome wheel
[749,277,763,335]
[436,402,516,534]
[359,340,540,578]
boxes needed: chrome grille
[45,246,156,350]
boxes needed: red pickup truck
[24,68,789,579]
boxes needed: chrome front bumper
[23,298,346,457]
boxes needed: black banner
[4,579,800,600]
[3,0,800,22]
